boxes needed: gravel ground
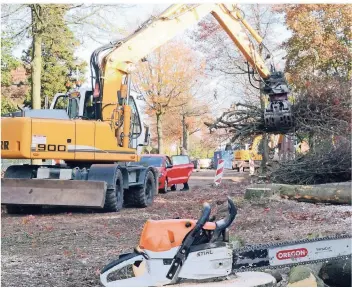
[1,173,351,287]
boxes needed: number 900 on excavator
[1,4,293,214]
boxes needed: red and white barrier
[249,158,255,175]
[214,159,225,186]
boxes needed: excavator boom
[93,4,292,132]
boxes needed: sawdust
[1,171,351,287]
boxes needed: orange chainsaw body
[139,219,216,252]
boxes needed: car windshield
[135,156,163,167]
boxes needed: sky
[11,4,170,80]
[9,4,291,116]
[72,4,171,84]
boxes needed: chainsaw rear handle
[100,253,145,287]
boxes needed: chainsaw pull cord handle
[210,197,237,242]
[166,202,211,281]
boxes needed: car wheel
[170,184,177,191]
[180,182,189,192]
[159,179,168,194]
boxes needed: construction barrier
[249,158,255,175]
[214,159,224,186]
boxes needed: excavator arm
[91,3,293,149]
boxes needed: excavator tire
[124,170,155,208]
[103,169,124,212]
[4,165,42,215]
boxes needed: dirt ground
[1,170,351,287]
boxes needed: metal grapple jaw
[262,71,294,132]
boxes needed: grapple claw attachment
[264,99,294,131]
[262,71,294,132]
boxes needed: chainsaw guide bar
[232,234,351,273]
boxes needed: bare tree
[179,99,210,152]
[190,4,282,171]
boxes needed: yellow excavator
[232,134,284,171]
[1,4,292,213]
[232,135,263,172]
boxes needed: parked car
[199,158,212,169]
[135,154,194,193]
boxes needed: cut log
[277,183,351,205]
[247,182,351,205]
[245,188,274,200]
[288,266,325,287]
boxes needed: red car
[136,154,194,193]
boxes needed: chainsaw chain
[231,233,352,273]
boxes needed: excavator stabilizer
[1,178,107,208]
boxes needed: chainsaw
[100,197,351,287]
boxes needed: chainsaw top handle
[195,202,212,231]
[209,197,237,242]
[215,197,237,231]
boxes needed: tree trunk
[257,34,268,173]
[31,5,42,110]
[156,113,163,154]
[278,183,351,204]
[178,137,182,155]
[31,5,42,165]
[182,114,189,152]
[250,183,351,205]
[260,88,269,173]
[308,132,315,152]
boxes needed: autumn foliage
[133,41,210,154]
[276,4,352,87]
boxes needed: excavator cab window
[127,96,142,148]
[53,95,68,110]
[83,91,95,120]
[52,94,79,119]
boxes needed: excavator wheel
[103,169,124,212]
[124,170,155,208]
